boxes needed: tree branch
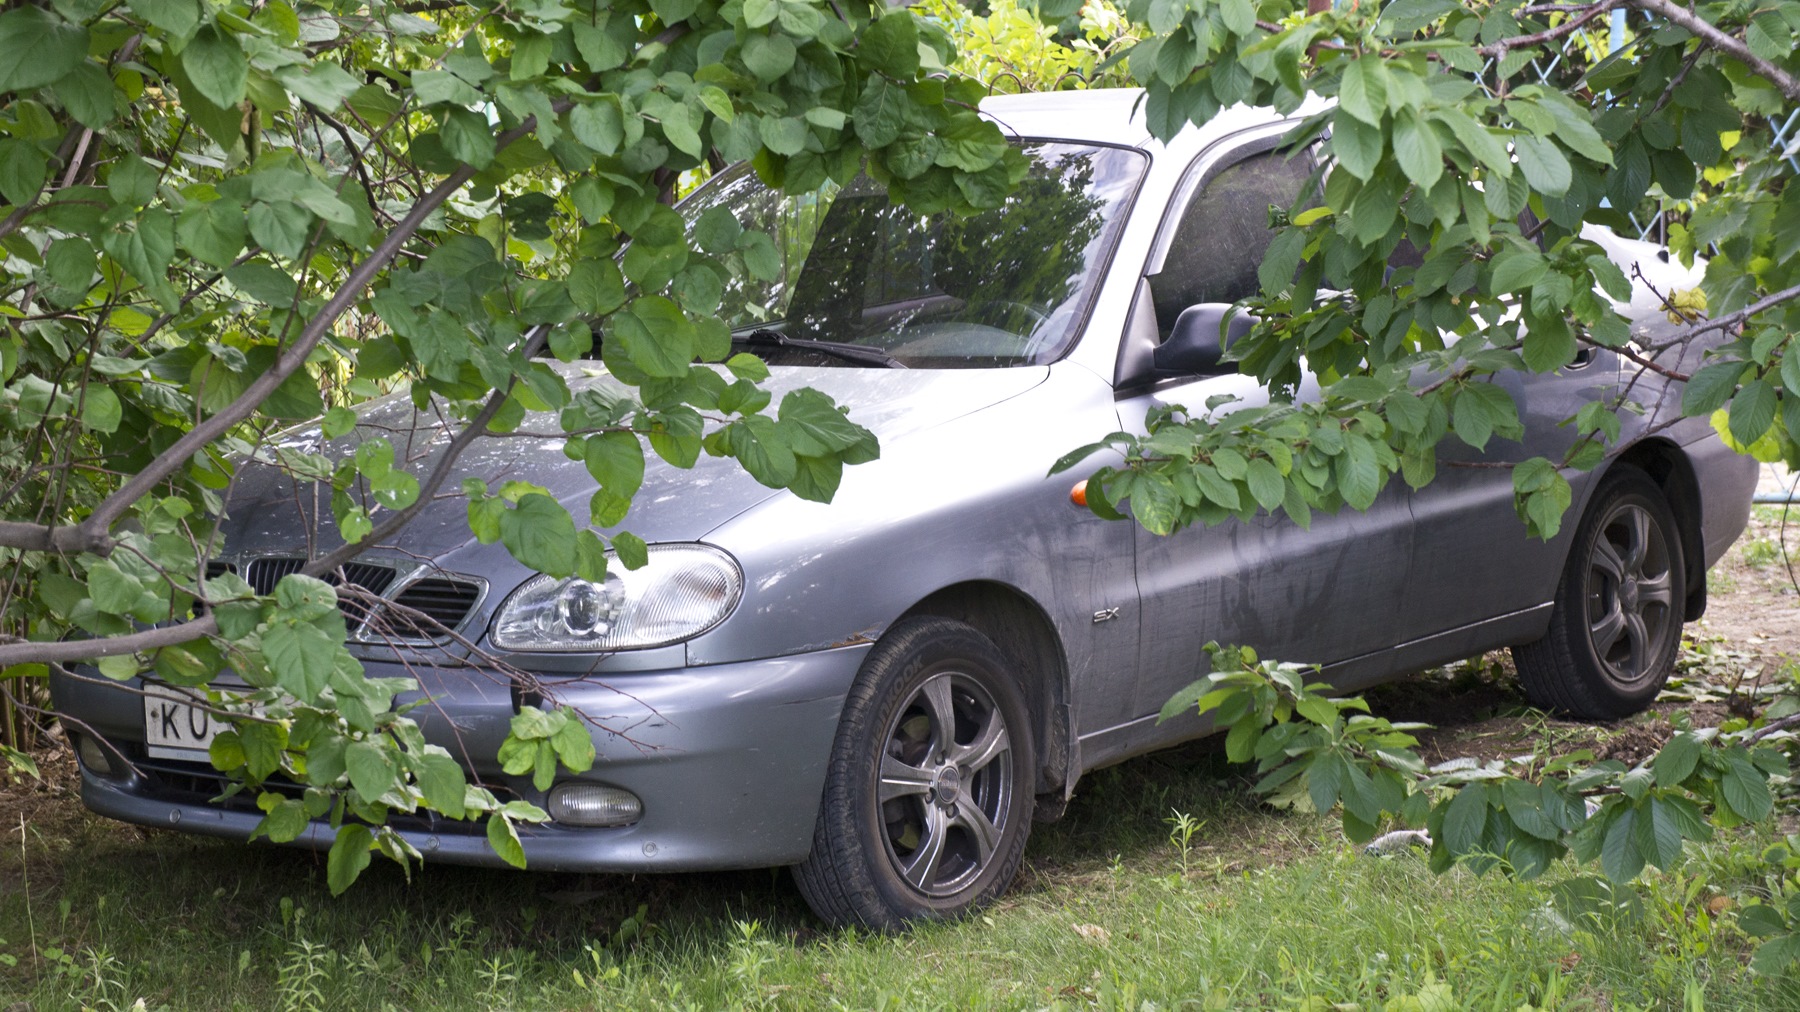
[5,110,565,559]
[297,327,547,581]
[1477,0,1622,58]
[0,615,218,668]
[1686,280,1800,340]
[1629,0,1800,101]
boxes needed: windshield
[674,142,1145,368]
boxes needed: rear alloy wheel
[793,617,1034,930]
[1513,466,1686,719]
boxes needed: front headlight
[489,544,743,652]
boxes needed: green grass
[1,747,1795,1010]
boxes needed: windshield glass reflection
[677,143,1145,368]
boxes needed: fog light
[547,783,642,827]
[75,733,114,776]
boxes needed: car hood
[219,362,1050,559]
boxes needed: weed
[1166,808,1204,878]
[275,938,331,1012]
[1743,537,1783,568]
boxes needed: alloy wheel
[874,670,1015,898]
[1584,499,1678,690]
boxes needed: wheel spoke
[1590,606,1626,657]
[1638,571,1675,610]
[917,674,957,762]
[1591,535,1626,584]
[950,794,999,864]
[1623,612,1649,675]
[949,713,1009,776]
[879,752,934,803]
[900,805,949,889]
[1623,508,1651,573]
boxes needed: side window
[1149,147,1319,336]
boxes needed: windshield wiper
[734,329,907,369]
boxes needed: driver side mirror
[1153,303,1255,376]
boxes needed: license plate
[143,688,229,760]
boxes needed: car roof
[977,88,1298,151]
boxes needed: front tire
[793,617,1035,930]
[1513,466,1687,719]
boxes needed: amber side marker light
[1070,480,1088,507]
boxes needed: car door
[1111,141,1423,732]
[1397,350,1622,646]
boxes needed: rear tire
[793,617,1035,930]
[1513,466,1686,719]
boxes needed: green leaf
[778,388,866,455]
[486,813,527,868]
[257,797,310,843]
[55,62,118,129]
[183,25,248,108]
[569,101,624,155]
[1681,360,1745,416]
[610,297,695,378]
[511,32,551,80]
[741,32,796,82]
[1490,249,1548,294]
[128,0,201,39]
[178,199,247,268]
[759,116,809,156]
[743,0,778,28]
[346,738,396,803]
[572,20,626,71]
[550,709,596,771]
[1513,134,1571,196]
[1245,457,1285,512]
[0,140,47,207]
[1338,57,1388,127]
[102,210,180,311]
[1392,110,1443,190]
[1601,807,1646,882]
[1434,108,1511,177]
[1721,757,1773,821]
[854,75,905,147]
[327,824,374,895]
[0,7,89,92]
[568,258,625,315]
[583,430,645,498]
[501,493,576,578]
[611,529,648,570]
[261,621,338,702]
[88,560,143,614]
[440,107,497,168]
[82,386,121,434]
[1441,782,1487,853]
[860,12,920,78]
[1728,378,1778,446]
[1330,113,1382,180]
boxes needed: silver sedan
[51,90,1756,929]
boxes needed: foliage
[1052,0,1800,541]
[1167,641,1800,973]
[916,0,1142,93]
[0,0,1020,890]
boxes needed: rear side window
[1149,148,1319,336]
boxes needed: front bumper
[50,644,869,872]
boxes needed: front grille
[123,751,509,836]
[369,578,483,639]
[227,558,397,624]
[241,558,395,598]
[201,557,477,642]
